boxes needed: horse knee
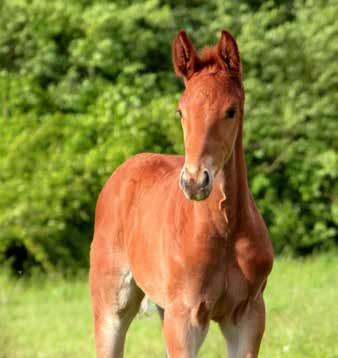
[163,301,211,357]
[191,300,211,328]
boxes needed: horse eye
[226,107,236,120]
[176,109,183,119]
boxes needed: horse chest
[164,235,272,319]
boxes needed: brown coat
[90,30,274,358]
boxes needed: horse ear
[172,30,199,80]
[217,30,241,75]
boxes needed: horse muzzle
[179,167,213,201]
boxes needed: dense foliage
[0,0,337,272]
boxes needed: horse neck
[220,120,251,232]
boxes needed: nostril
[201,170,210,189]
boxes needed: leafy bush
[0,0,336,271]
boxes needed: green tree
[0,0,336,272]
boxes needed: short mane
[199,46,221,69]
[197,45,241,79]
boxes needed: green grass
[1,255,337,357]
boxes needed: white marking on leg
[100,311,121,358]
[118,270,134,309]
[98,270,141,358]
[140,296,149,314]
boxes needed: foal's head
[173,30,244,201]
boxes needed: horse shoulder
[234,199,274,295]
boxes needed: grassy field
[1,255,337,358]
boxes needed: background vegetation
[0,0,337,272]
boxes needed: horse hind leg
[90,242,144,358]
[156,304,165,322]
[156,305,168,357]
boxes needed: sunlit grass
[1,254,337,357]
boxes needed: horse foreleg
[219,295,266,358]
[162,303,210,358]
[90,268,144,358]
[89,238,144,358]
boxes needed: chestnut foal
[90,30,274,358]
